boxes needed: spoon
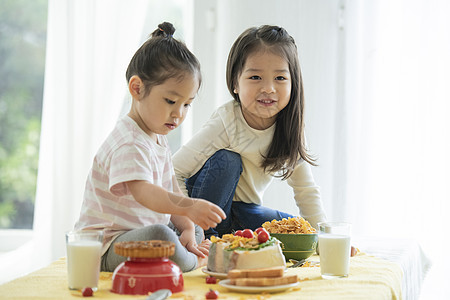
[145,289,172,300]
[288,258,306,268]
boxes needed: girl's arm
[287,160,327,229]
[126,180,226,230]
[169,175,195,231]
[170,176,208,257]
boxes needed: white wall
[190,0,343,219]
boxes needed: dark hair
[226,25,316,179]
[126,22,201,96]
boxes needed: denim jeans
[186,149,294,238]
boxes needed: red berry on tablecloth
[205,288,219,299]
[205,275,217,284]
[82,287,93,297]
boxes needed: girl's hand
[185,199,226,230]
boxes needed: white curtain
[32,0,150,271]
[342,0,450,297]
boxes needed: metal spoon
[145,289,172,300]
[288,258,306,268]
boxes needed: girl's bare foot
[200,239,211,249]
[197,239,211,269]
[197,254,208,269]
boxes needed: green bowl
[271,233,318,261]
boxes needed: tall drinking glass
[318,222,351,279]
[66,230,103,290]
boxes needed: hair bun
[152,22,176,38]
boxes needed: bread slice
[227,266,285,279]
[229,274,298,286]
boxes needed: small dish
[219,279,299,293]
[201,267,228,279]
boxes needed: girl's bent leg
[101,224,199,272]
[185,150,242,238]
[194,223,205,244]
[231,202,295,231]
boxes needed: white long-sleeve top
[172,100,327,228]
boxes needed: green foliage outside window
[0,0,48,229]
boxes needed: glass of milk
[65,230,103,290]
[317,222,351,279]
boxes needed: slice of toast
[229,274,298,286]
[227,266,285,279]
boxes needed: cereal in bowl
[262,217,316,234]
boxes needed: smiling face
[234,50,292,130]
[128,72,200,141]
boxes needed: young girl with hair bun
[173,25,327,239]
[75,22,226,272]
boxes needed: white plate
[219,279,299,293]
[201,267,228,279]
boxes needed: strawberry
[205,275,217,284]
[234,230,244,237]
[81,287,93,297]
[255,227,265,234]
[205,288,219,299]
[242,229,254,239]
[257,228,270,243]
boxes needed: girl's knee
[194,224,204,243]
[142,224,178,242]
[212,150,242,175]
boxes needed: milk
[67,240,102,290]
[318,234,351,278]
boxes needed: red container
[111,257,183,295]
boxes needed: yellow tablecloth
[0,253,402,299]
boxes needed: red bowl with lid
[111,240,183,295]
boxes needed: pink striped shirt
[75,116,173,254]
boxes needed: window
[0,0,48,230]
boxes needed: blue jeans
[186,149,294,238]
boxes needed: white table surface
[353,236,431,300]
